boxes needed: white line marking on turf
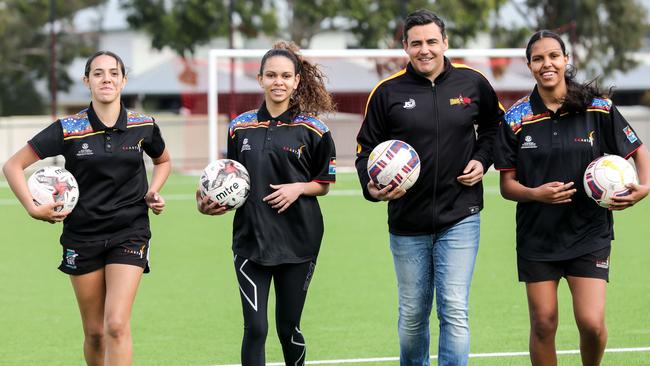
[210,347,650,366]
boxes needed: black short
[517,246,611,283]
[59,233,151,275]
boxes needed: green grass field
[1,172,649,365]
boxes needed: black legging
[234,255,316,366]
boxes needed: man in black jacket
[355,9,504,366]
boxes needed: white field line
[210,347,650,366]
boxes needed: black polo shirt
[495,87,643,261]
[28,103,166,242]
[227,103,336,265]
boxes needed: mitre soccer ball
[198,159,250,209]
[367,140,421,190]
[583,155,638,208]
[27,166,79,212]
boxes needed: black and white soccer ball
[198,159,250,209]
[27,166,79,212]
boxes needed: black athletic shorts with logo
[517,246,611,283]
[59,233,151,275]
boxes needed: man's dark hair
[402,9,446,42]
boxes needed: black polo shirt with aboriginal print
[227,103,336,266]
[495,87,643,261]
[28,103,166,242]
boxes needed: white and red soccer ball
[367,140,421,190]
[28,166,79,212]
[583,155,638,208]
[199,159,251,209]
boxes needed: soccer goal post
[207,47,527,164]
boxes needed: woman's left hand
[263,183,305,213]
[145,191,166,215]
[608,182,650,210]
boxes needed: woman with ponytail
[196,41,336,365]
[495,30,650,365]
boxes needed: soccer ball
[367,140,421,190]
[198,159,250,209]
[583,155,638,208]
[27,166,79,212]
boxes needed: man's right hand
[367,181,407,201]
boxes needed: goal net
[203,48,528,169]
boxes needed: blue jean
[389,213,480,366]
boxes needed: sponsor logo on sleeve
[623,126,638,144]
[328,157,336,175]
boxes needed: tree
[341,0,507,49]
[285,0,341,47]
[0,0,103,116]
[120,0,278,58]
[497,0,648,77]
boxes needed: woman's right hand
[195,190,229,215]
[27,201,70,224]
[531,181,576,204]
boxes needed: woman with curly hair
[196,41,336,365]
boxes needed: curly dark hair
[259,41,336,117]
[526,30,610,112]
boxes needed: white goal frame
[208,48,526,163]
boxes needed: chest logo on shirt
[521,135,538,149]
[450,94,472,106]
[623,126,638,144]
[76,142,94,157]
[122,138,143,152]
[241,138,251,152]
[283,144,306,159]
[403,98,416,109]
[574,131,595,146]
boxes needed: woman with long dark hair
[495,30,650,366]
[3,51,171,365]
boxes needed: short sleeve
[310,131,336,183]
[28,121,64,159]
[143,121,166,159]
[601,105,643,158]
[494,119,518,171]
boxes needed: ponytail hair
[525,30,609,112]
[259,41,336,116]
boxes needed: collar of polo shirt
[257,102,294,124]
[87,102,129,131]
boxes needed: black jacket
[355,58,503,235]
